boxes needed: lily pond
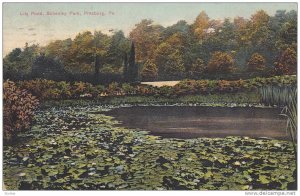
[3,104,297,190]
[104,106,288,139]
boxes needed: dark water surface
[104,106,288,140]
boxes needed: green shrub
[121,83,136,95]
[106,82,121,96]
[175,75,296,96]
[55,81,72,99]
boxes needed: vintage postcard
[2,2,297,192]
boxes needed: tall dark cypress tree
[94,34,101,84]
[123,52,128,82]
[128,42,137,82]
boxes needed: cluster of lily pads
[3,105,296,190]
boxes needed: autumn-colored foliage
[174,75,295,96]
[207,52,235,74]
[14,75,296,101]
[106,82,121,96]
[129,19,163,62]
[192,11,210,40]
[3,9,297,81]
[274,47,297,75]
[248,10,271,46]
[3,80,39,142]
[19,79,71,100]
[247,53,266,72]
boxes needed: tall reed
[259,85,296,106]
[280,89,297,154]
[259,85,297,153]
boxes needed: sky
[2,2,297,56]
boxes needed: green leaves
[204,170,213,179]
[259,175,270,184]
[3,105,297,190]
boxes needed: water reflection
[104,106,288,140]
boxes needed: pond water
[4,105,296,190]
[104,106,288,140]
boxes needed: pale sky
[3,2,297,56]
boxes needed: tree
[123,52,128,81]
[274,10,297,50]
[207,51,235,74]
[3,48,22,78]
[129,19,164,62]
[274,47,297,75]
[153,41,185,78]
[283,10,297,44]
[3,43,40,79]
[247,53,266,72]
[7,48,22,62]
[190,58,206,78]
[249,10,271,45]
[93,31,111,76]
[234,11,272,69]
[20,43,40,73]
[192,11,210,40]
[234,17,248,30]
[164,55,185,78]
[141,60,158,81]
[31,54,68,81]
[66,31,95,73]
[106,30,130,68]
[128,42,138,82]
[3,8,298,82]
[218,18,237,51]
[200,18,237,63]
[45,38,72,63]
[64,31,110,75]
[161,21,197,72]
[162,20,191,39]
[152,33,188,78]
[232,16,252,70]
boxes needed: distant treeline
[3,9,297,83]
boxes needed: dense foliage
[16,75,296,101]
[247,53,267,73]
[141,60,158,81]
[207,52,235,74]
[3,80,39,142]
[3,9,297,82]
[274,47,297,75]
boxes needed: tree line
[3,9,297,83]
